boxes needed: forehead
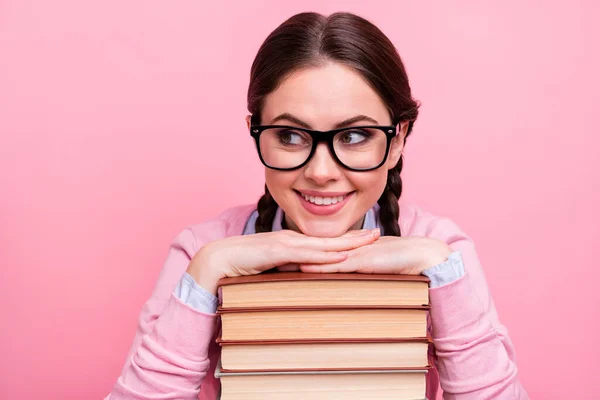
[262,63,391,128]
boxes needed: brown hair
[248,12,419,236]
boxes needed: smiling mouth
[294,190,354,206]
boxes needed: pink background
[1,1,598,398]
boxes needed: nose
[303,143,342,185]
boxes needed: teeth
[301,193,347,205]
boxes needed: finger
[283,248,349,265]
[341,228,383,237]
[298,249,362,272]
[342,229,371,237]
[299,259,358,274]
[288,229,381,252]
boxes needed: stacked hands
[187,229,453,295]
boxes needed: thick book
[217,336,432,372]
[217,307,429,341]
[215,358,429,400]
[217,271,430,310]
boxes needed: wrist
[187,245,228,296]
[420,241,453,273]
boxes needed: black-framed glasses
[250,124,398,171]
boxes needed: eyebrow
[269,113,379,129]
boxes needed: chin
[296,220,349,238]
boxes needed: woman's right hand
[186,228,381,295]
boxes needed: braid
[378,158,402,237]
[377,124,409,237]
[255,185,279,233]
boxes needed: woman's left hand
[299,230,453,275]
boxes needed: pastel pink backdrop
[1,1,598,398]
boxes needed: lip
[296,189,353,197]
[294,189,355,216]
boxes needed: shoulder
[399,202,472,246]
[174,203,256,252]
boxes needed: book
[218,307,429,341]
[217,337,432,372]
[215,358,429,400]
[218,272,430,309]
[215,271,431,399]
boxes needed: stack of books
[214,271,432,400]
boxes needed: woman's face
[248,62,406,238]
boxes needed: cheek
[347,170,388,199]
[265,169,299,200]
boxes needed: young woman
[107,11,529,400]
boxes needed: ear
[245,114,253,130]
[387,122,409,169]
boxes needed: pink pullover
[106,203,529,399]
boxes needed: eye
[339,129,370,144]
[278,130,308,145]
